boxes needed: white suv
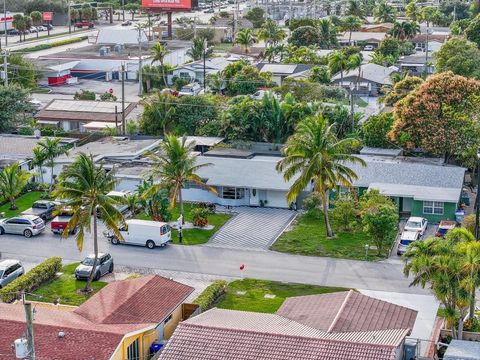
[0,260,24,288]
[0,215,46,238]
[178,83,202,96]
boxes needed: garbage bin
[150,342,164,354]
[455,209,465,224]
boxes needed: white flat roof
[369,182,461,203]
[83,121,121,129]
[46,100,131,113]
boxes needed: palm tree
[390,21,420,41]
[32,146,46,184]
[150,42,169,88]
[70,9,79,31]
[341,15,363,44]
[53,153,124,292]
[276,115,365,238]
[258,18,286,47]
[235,28,257,54]
[0,163,31,210]
[317,18,338,49]
[141,92,176,135]
[346,0,366,19]
[206,72,225,94]
[328,51,360,84]
[30,11,42,39]
[145,135,215,224]
[12,14,25,42]
[38,137,69,195]
[374,1,397,23]
[187,37,212,61]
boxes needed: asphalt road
[0,226,425,295]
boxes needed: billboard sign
[42,12,53,21]
[141,0,192,10]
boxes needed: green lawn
[0,192,43,218]
[137,203,232,245]
[212,43,234,52]
[271,212,384,261]
[216,278,348,313]
[27,263,108,306]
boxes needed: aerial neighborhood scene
[1,0,480,359]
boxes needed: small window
[222,187,236,199]
[423,201,443,215]
[126,338,139,360]
[164,314,173,324]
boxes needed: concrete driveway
[205,207,297,251]
[390,220,437,258]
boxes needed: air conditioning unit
[14,338,28,359]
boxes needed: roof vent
[58,331,65,338]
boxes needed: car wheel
[24,229,33,238]
[146,240,155,249]
[109,263,114,273]
[94,271,101,281]
[0,227,4,235]
[111,237,119,245]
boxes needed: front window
[221,187,245,200]
[423,201,444,215]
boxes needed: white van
[106,219,171,249]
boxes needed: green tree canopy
[435,38,480,79]
[244,7,265,28]
[361,112,395,148]
[288,26,321,47]
[0,84,33,132]
[465,14,480,48]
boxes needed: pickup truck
[51,215,77,235]
[21,200,58,222]
[75,21,95,28]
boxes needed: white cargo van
[106,219,171,249]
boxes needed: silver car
[0,260,24,288]
[75,253,114,281]
[0,215,45,238]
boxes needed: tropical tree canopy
[374,1,397,23]
[434,38,480,79]
[235,28,258,53]
[0,163,31,210]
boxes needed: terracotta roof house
[158,290,417,360]
[0,275,194,360]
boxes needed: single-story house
[396,54,435,75]
[0,275,195,360]
[337,31,386,47]
[256,63,314,86]
[228,45,265,59]
[343,149,466,223]
[35,99,138,132]
[171,57,232,85]
[158,290,418,360]
[331,63,396,96]
[411,34,449,52]
[361,23,394,33]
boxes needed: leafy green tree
[466,14,480,48]
[376,37,401,58]
[187,37,213,61]
[374,1,396,23]
[309,65,331,84]
[244,7,265,28]
[283,45,327,64]
[331,195,358,231]
[277,78,346,103]
[54,153,124,292]
[223,60,273,96]
[137,180,171,222]
[0,84,33,132]
[370,52,396,66]
[381,76,424,106]
[341,15,363,43]
[30,11,42,38]
[7,54,38,89]
[38,138,69,194]
[405,1,418,21]
[258,18,286,47]
[451,18,472,35]
[174,95,219,135]
[288,26,321,47]
[435,38,480,79]
[145,135,214,223]
[206,72,226,94]
[277,115,365,237]
[361,113,395,148]
[287,18,317,31]
[140,92,176,135]
[235,28,257,53]
[419,6,442,27]
[125,3,140,20]
[0,163,31,210]
[150,42,169,88]
[361,201,398,255]
[12,14,26,41]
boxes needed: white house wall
[265,190,289,208]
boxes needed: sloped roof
[75,275,194,324]
[277,290,417,333]
[331,63,395,84]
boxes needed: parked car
[0,260,24,288]
[51,215,78,235]
[397,230,421,255]
[204,8,215,13]
[404,216,428,236]
[8,29,19,35]
[0,215,45,238]
[42,23,53,30]
[160,88,179,96]
[363,45,374,51]
[121,20,132,26]
[75,21,95,28]
[37,26,48,31]
[29,27,38,33]
[104,190,131,216]
[75,253,114,280]
[178,83,202,97]
[29,98,42,110]
[251,89,280,100]
[21,200,58,221]
[105,219,171,249]
[435,220,456,238]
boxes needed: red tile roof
[157,323,398,360]
[277,290,417,333]
[75,275,194,324]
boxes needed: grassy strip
[12,36,88,53]
[0,192,43,218]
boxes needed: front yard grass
[0,192,43,218]
[137,203,232,245]
[27,263,107,306]
[271,212,385,261]
[216,278,349,313]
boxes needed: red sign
[42,12,53,21]
[239,264,245,271]
[141,0,192,10]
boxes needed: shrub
[194,280,227,311]
[302,192,323,216]
[462,213,476,235]
[12,36,87,53]
[0,256,62,303]
[74,90,96,101]
[191,206,212,227]
[331,196,358,231]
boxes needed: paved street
[206,207,296,250]
[0,226,426,295]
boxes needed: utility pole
[121,64,126,135]
[203,38,207,92]
[424,28,430,76]
[22,293,36,360]
[68,2,72,34]
[137,27,143,96]
[122,0,125,21]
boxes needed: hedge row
[0,256,62,303]
[13,36,87,53]
[193,280,227,312]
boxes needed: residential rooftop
[332,63,396,85]
[0,134,77,160]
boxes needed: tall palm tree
[141,92,176,135]
[276,115,365,238]
[341,15,363,43]
[258,18,286,47]
[150,42,169,87]
[346,0,366,19]
[317,18,338,49]
[374,1,397,23]
[390,21,420,40]
[53,153,124,292]
[0,163,31,210]
[235,28,257,54]
[32,146,46,184]
[145,135,215,224]
[187,37,213,61]
[38,137,69,195]
[328,51,360,84]
[30,11,42,39]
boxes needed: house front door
[402,197,412,213]
[250,188,259,206]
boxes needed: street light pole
[203,38,207,92]
[475,154,480,240]
[68,3,72,34]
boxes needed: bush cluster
[193,280,227,311]
[0,256,62,303]
[13,36,87,53]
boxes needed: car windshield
[400,239,413,246]
[81,258,95,266]
[33,218,43,224]
[406,221,421,228]
[33,203,46,208]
